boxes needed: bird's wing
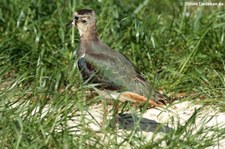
[77,42,154,98]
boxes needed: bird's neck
[78,28,99,56]
[79,27,98,41]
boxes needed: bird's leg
[102,99,108,129]
[102,100,119,130]
[111,100,119,129]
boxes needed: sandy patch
[60,100,225,148]
[10,100,225,148]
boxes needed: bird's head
[70,9,97,37]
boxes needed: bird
[69,9,167,107]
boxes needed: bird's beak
[66,19,75,28]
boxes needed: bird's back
[77,39,154,98]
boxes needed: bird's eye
[74,16,79,20]
[82,20,87,23]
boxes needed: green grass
[0,0,225,148]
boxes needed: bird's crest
[75,9,95,16]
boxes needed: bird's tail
[152,91,172,104]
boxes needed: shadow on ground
[116,113,172,132]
